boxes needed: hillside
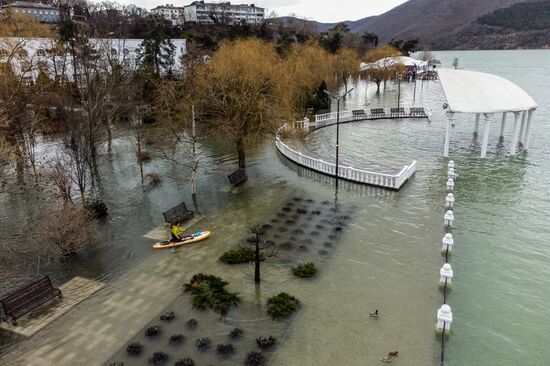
[278,0,550,49]
[357,0,533,46]
[432,1,550,49]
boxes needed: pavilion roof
[438,69,537,114]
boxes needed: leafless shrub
[144,172,162,188]
[40,205,94,256]
[46,157,73,202]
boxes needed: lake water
[1,50,549,365]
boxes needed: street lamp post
[324,88,354,188]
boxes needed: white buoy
[436,304,453,333]
[444,210,454,227]
[447,160,455,169]
[447,178,454,191]
[445,193,455,209]
[442,233,454,253]
[439,263,454,286]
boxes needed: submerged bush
[195,337,211,350]
[219,247,256,264]
[229,327,243,338]
[109,362,124,366]
[186,318,198,329]
[126,342,142,355]
[145,325,161,337]
[149,351,168,364]
[256,336,276,349]
[183,274,240,316]
[174,358,194,366]
[86,199,108,218]
[169,334,185,345]
[267,293,300,320]
[145,172,162,188]
[160,311,175,321]
[216,343,235,355]
[292,263,317,278]
[245,351,265,366]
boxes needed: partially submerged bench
[162,202,194,224]
[228,169,247,186]
[352,109,366,120]
[410,107,426,117]
[390,107,406,117]
[370,108,386,118]
[0,276,62,325]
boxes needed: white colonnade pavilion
[438,69,538,157]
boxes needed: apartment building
[0,1,61,23]
[150,4,185,26]
[183,1,264,24]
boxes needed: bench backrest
[371,108,384,114]
[410,107,425,113]
[391,108,405,113]
[163,202,188,222]
[352,109,366,116]
[1,277,53,312]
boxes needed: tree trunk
[106,116,113,154]
[236,137,246,171]
[254,241,260,283]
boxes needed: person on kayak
[171,224,184,242]
[171,224,193,242]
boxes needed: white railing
[275,130,417,190]
[313,107,429,124]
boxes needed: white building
[0,37,187,84]
[183,1,264,24]
[151,4,185,26]
[0,1,61,23]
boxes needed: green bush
[219,247,255,264]
[220,247,265,264]
[267,292,300,320]
[292,262,317,278]
[183,273,240,316]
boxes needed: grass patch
[292,262,317,278]
[183,274,240,316]
[267,292,300,320]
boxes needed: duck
[379,356,392,363]
[369,309,379,318]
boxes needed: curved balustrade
[277,106,425,190]
[275,134,417,190]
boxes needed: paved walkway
[0,277,104,337]
[1,219,218,366]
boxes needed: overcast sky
[115,0,408,22]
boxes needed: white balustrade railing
[275,130,417,190]
[313,107,429,124]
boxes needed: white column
[500,112,507,138]
[481,114,491,158]
[519,110,528,145]
[443,113,453,157]
[524,109,535,149]
[510,112,520,155]
[474,113,480,135]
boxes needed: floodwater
[1,50,549,366]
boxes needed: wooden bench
[352,109,366,120]
[370,108,385,118]
[410,107,426,117]
[228,169,248,186]
[391,107,405,117]
[162,202,193,224]
[0,276,62,325]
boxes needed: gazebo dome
[438,69,537,114]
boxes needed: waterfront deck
[276,107,429,190]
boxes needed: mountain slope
[358,0,533,45]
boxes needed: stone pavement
[0,250,206,366]
[0,277,104,337]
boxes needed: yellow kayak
[152,231,211,249]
